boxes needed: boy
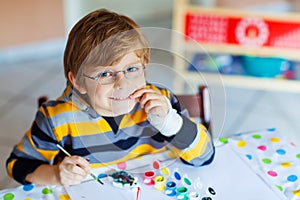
[6,9,214,186]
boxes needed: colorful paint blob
[98,173,107,179]
[161,167,169,175]
[42,188,53,195]
[246,154,252,160]
[276,149,286,155]
[276,185,283,191]
[293,189,300,197]
[218,137,228,143]
[153,161,160,170]
[174,171,181,180]
[270,137,280,143]
[3,193,14,200]
[117,162,127,170]
[281,162,291,168]
[183,177,191,185]
[237,140,247,147]
[257,145,267,151]
[59,194,71,200]
[267,170,278,177]
[287,175,298,182]
[23,184,34,191]
[252,134,261,139]
[262,158,272,164]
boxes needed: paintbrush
[56,144,104,185]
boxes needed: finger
[60,163,88,184]
[130,88,159,99]
[71,156,91,172]
[59,165,84,186]
[61,156,90,175]
[144,99,166,113]
[139,93,162,108]
[69,163,88,176]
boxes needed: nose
[114,71,129,89]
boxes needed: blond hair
[63,9,149,82]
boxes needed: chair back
[176,86,211,132]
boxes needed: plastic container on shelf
[240,55,293,79]
[188,53,244,75]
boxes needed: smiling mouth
[109,96,131,101]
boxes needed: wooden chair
[176,86,211,132]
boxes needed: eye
[98,71,114,78]
[126,66,139,73]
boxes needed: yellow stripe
[40,102,81,118]
[36,149,60,161]
[146,84,170,98]
[24,131,59,161]
[7,159,16,178]
[170,126,210,162]
[53,119,111,141]
[90,144,166,168]
[119,110,147,129]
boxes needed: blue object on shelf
[240,56,291,78]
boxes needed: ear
[68,71,87,94]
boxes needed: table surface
[66,144,282,200]
[2,128,299,200]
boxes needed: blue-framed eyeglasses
[83,65,146,85]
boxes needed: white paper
[65,145,282,200]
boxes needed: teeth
[112,96,129,100]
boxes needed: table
[1,128,299,200]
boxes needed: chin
[111,101,136,116]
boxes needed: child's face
[83,52,146,116]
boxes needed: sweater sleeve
[6,105,60,184]
[167,92,215,166]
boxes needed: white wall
[63,0,174,34]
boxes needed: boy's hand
[58,155,91,186]
[130,88,169,117]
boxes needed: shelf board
[181,72,300,93]
[182,42,300,62]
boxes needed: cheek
[88,85,111,106]
[135,75,146,87]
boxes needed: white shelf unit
[172,0,300,93]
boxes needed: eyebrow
[85,60,142,75]
[100,61,142,71]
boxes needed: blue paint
[287,175,298,182]
[267,128,276,132]
[276,149,286,155]
[23,184,34,191]
[174,171,181,180]
[98,173,107,179]
[246,154,252,160]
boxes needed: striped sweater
[6,83,215,184]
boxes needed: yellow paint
[237,140,247,147]
[59,194,71,200]
[270,137,280,143]
[281,162,291,168]
[293,189,300,196]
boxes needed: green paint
[262,158,272,164]
[296,154,300,159]
[183,177,191,185]
[3,193,14,200]
[42,188,53,195]
[219,137,228,144]
[276,185,283,191]
[252,134,261,139]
